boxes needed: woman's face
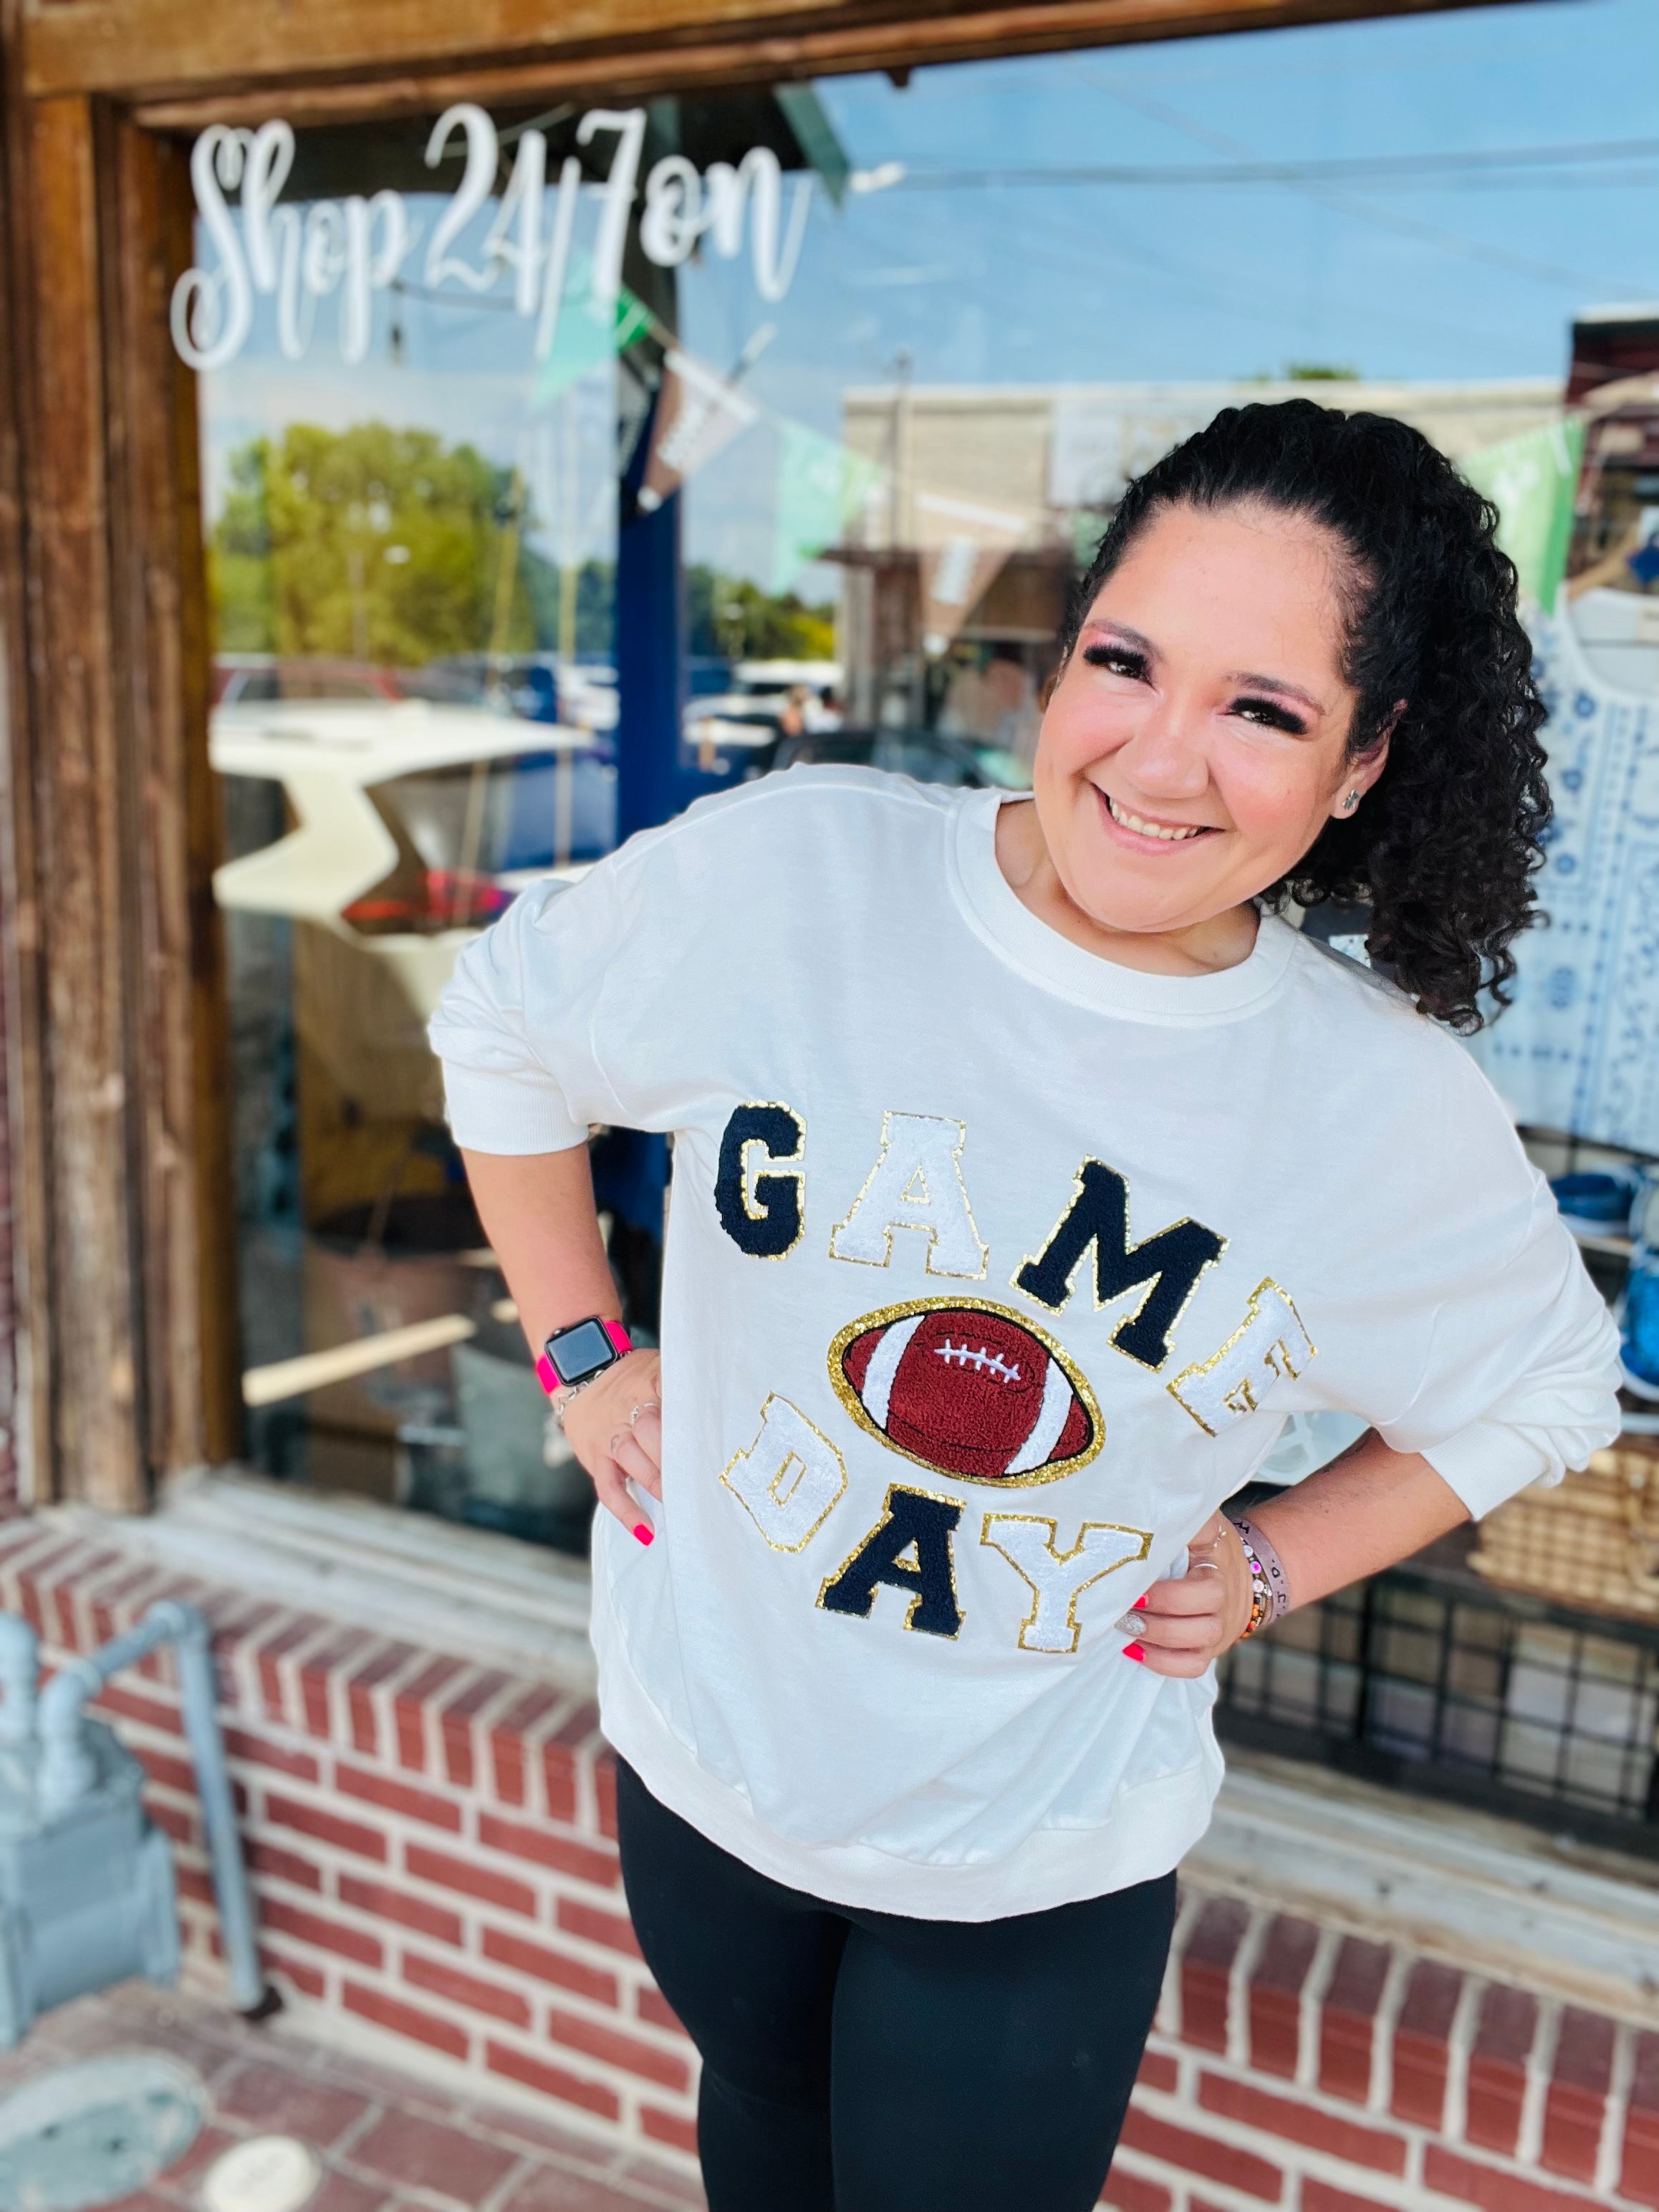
[1033,499,1387,940]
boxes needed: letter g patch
[716,1102,805,1258]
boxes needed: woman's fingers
[627,1405,664,1479]
[1130,1607,1225,1653]
[590,1456,655,1544]
[552,1348,664,1542]
[1131,1644,1217,1679]
[1125,1572,1227,1672]
[1135,1576,1226,1616]
[610,1425,663,1501]
[559,1350,659,1471]
[1125,1513,1258,1672]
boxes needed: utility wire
[877,139,1659,190]
[1074,75,1655,297]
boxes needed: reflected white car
[210,696,600,1020]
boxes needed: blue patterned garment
[1464,608,1659,1150]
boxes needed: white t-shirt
[430,769,1622,1920]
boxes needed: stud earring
[1343,790,1360,813]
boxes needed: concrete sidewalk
[0,1979,705,2212]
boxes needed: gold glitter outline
[979,1514,1153,1653]
[826,1294,1104,1488]
[828,1110,989,1280]
[1165,1276,1317,1437]
[1012,1158,1228,1373]
[726,1100,807,1261]
[816,1478,966,1639]
[720,1393,848,1553]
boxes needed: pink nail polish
[1123,1641,1145,1663]
[1132,1595,1148,1610]
[633,1524,654,1547]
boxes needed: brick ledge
[50,1468,597,1684]
[44,1478,1659,2026]
[39,1477,1659,2026]
[1194,1751,1659,2029]
[8,1514,1659,2206]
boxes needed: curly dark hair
[1061,398,1551,1032]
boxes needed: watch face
[547,1317,616,1386]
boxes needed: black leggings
[615,1760,1176,2212]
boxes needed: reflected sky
[200,0,1659,597]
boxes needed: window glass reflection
[198,0,1659,1542]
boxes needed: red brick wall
[1111,1899,1659,2212]
[4,1516,1658,2209]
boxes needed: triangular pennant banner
[1460,418,1585,615]
[771,420,886,592]
[532,258,653,406]
[638,348,759,514]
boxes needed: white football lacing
[933,1339,1022,1385]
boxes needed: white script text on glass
[170,105,813,372]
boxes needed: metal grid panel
[1216,1563,1659,1847]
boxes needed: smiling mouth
[1103,792,1216,843]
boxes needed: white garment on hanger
[1466,606,1659,1152]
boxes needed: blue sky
[201,0,1659,592]
[715,0,1659,397]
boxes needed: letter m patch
[1015,1160,1224,1371]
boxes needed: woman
[431,400,1620,2212]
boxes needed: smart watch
[535,1315,633,1398]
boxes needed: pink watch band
[534,1317,633,1398]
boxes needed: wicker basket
[1471,1441,1659,1620]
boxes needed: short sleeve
[428,867,622,1155]
[1375,1176,1622,1519]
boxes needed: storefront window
[196,0,1658,1553]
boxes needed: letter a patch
[830,1112,987,1279]
[818,1484,963,1637]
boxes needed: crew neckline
[948,788,1299,1021]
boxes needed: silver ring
[628,1399,660,1426]
[608,1430,630,1458]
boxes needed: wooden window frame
[0,0,1503,1509]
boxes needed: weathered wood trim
[37,0,1510,110]
[125,0,1505,132]
[12,93,145,1509]
[98,107,238,1476]
[26,0,824,101]
[0,0,53,1505]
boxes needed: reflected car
[765,726,1031,790]
[213,655,484,707]
[431,653,622,742]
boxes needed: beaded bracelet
[1228,1516,1292,1640]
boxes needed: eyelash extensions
[1231,697,1307,736]
[1082,643,1147,681]
[1082,645,1308,737]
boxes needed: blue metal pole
[615,390,687,845]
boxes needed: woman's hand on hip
[1126,1514,1256,1676]
[559,1348,663,1544]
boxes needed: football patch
[827,1297,1102,1486]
